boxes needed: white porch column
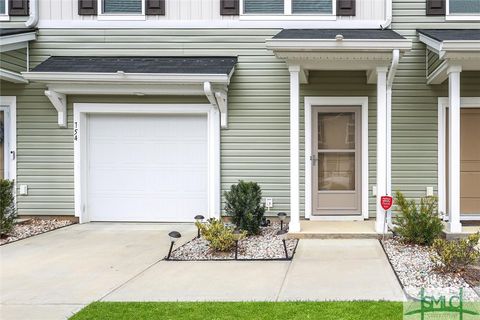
[448,66,462,233]
[289,65,301,232]
[376,67,388,233]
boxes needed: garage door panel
[87,113,208,222]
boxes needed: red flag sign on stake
[381,196,393,211]
[380,196,393,240]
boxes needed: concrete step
[287,232,392,240]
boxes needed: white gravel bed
[0,218,74,245]
[382,238,479,301]
[169,223,298,260]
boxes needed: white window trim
[438,97,480,220]
[304,97,369,220]
[446,0,480,21]
[239,0,336,20]
[97,0,146,21]
[73,103,220,223]
[0,96,17,182]
[0,0,9,21]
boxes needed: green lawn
[70,301,403,320]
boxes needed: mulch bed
[0,218,75,245]
[168,222,298,261]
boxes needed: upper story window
[448,0,480,19]
[103,0,143,14]
[99,0,146,20]
[242,0,334,16]
[0,0,8,20]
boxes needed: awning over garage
[22,56,237,128]
[418,29,480,84]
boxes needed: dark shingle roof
[31,56,238,74]
[0,28,36,37]
[418,29,480,41]
[273,29,406,40]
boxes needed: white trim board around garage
[73,103,220,223]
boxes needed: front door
[312,107,361,215]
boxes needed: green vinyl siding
[426,49,442,77]
[391,0,480,204]
[0,48,27,74]
[2,28,378,218]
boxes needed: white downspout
[380,0,392,29]
[25,0,39,28]
[386,49,400,228]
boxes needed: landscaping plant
[431,232,480,273]
[196,218,246,252]
[0,179,16,237]
[224,180,265,235]
[393,191,443,245]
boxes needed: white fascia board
[441,41,480,52]
[0,68,28,84]
[0,32,36,52]
[22,72,232,84]
[265,38,412,52]
[418,33,442,54]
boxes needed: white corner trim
[0,68,28,84]
[437,97,480,218]
[73,103,220,223]
[45,90,67,128]
[304,97,369,220]
[0,96,17,183]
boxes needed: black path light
[194,214,205,238]
[277,212,287,231]
[232,229,243,260]
[166,231,181,260]
[276,229,289,259]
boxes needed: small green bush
[431,233,480,273]
[393,191,443,246]
[196,218,246,252]
[0,179,17,237]
[224,180,265,235]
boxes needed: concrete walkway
[0,224,405,320]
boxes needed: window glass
[103,0,142,14]
[450,0,480,14]
[318,153,355,191]
[244,0,284,14]
[0,0,5,15]
[292,0,332,14]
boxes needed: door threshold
[309,215,365,221]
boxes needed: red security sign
[381,196,393,211]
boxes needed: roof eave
[0,32,37,52]
[265,38,412,52]
[21,72,233,84]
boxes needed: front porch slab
[287,220,391,239]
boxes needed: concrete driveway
[0,223,405,320]
[0,223,197,320]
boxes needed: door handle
[310,155,318,166]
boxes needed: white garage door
[87,113,208,222]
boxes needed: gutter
[380,0,392,29]
[25,0,39,28]
[385,49,400,229]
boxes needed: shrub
[431,233,480,273]
[393,191,443,245]
[224,180,265,235]
[196,218,246,252]
[0,179,17,237]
